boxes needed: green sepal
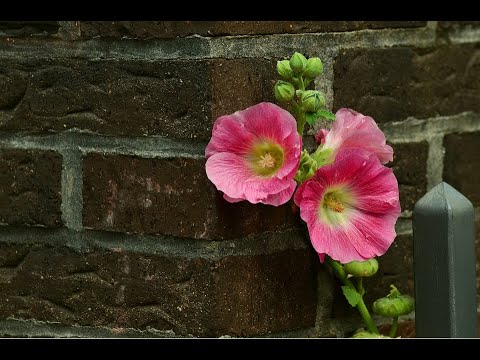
[294,150,318,183]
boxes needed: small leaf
[341,286,361,307]
[315,109,336,121]
[305,112,319,126]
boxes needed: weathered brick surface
[334,45,480,123]
[0,240,317,336]
[78,21,427,39]
[389,142,429,212]
[82,154,300,239]
[0,58,211,139]
[0,22,59,37]
[0,58,277,140]
[364,234,414,305]
[0,149,62,227]
[443,131,480,207]
[211,58,276,120]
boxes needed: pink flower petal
[205,102,302,206]
[318,108,393,164]
[294,148,400,263]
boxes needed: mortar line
[0,227,309,259]
[0,132,207,159]
[60,149,83,231]
[0,318,181,338]
[382,112,480,144]
[0,27,441,62]
[426,135,445,191]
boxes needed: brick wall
[0,21,479,338]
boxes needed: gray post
[413,182,477,337]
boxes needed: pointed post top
[414,181,473,215]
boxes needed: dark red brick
[334,45,480,123]
[0,149,62,227]
[82,154,300,240]
[0,240,318,336]
[443,131,480,207]
[78,21,426,39]
[0,22,59,37]
[389,142,429,212]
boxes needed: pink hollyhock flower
[205,102,302,206]
[294,148,400,263]
[315,108,393,164]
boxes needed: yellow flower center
[318,186,356,227]
[323,192,345,213]
[248,140,285,177]
[258,153,276,168]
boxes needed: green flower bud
[274,80,295,102]
[294,150,318,183]
[289,52,308,75]
[304,57,323,78]
[352,329,389,339]
[344,258,379,277]
[311,147,334,168]
[301,90,325,112]
[373,285,415,318]
[277,60,294,79]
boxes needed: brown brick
[78,21,426,39]
[0,149,62,227]
[82,154,300,240]
[443,131,480,207]
[0,240,318,336]
[389,142,429,212]
[0,57,277,140]
[334,45,480,123]
[211,58,276,120]
[0,58,211,139]
[0,22,59,37]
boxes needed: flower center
[318,186,356,227]
[258,153,276,168]
[249,141,285,177]
[323,192,345,213]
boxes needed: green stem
[297,111,306,135]
[325,256,379,334]
[290,99,300,114]
[298,76,305,91]
[389,317,399,338]
[357,277,365,296]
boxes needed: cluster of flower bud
[274,52,324,104]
